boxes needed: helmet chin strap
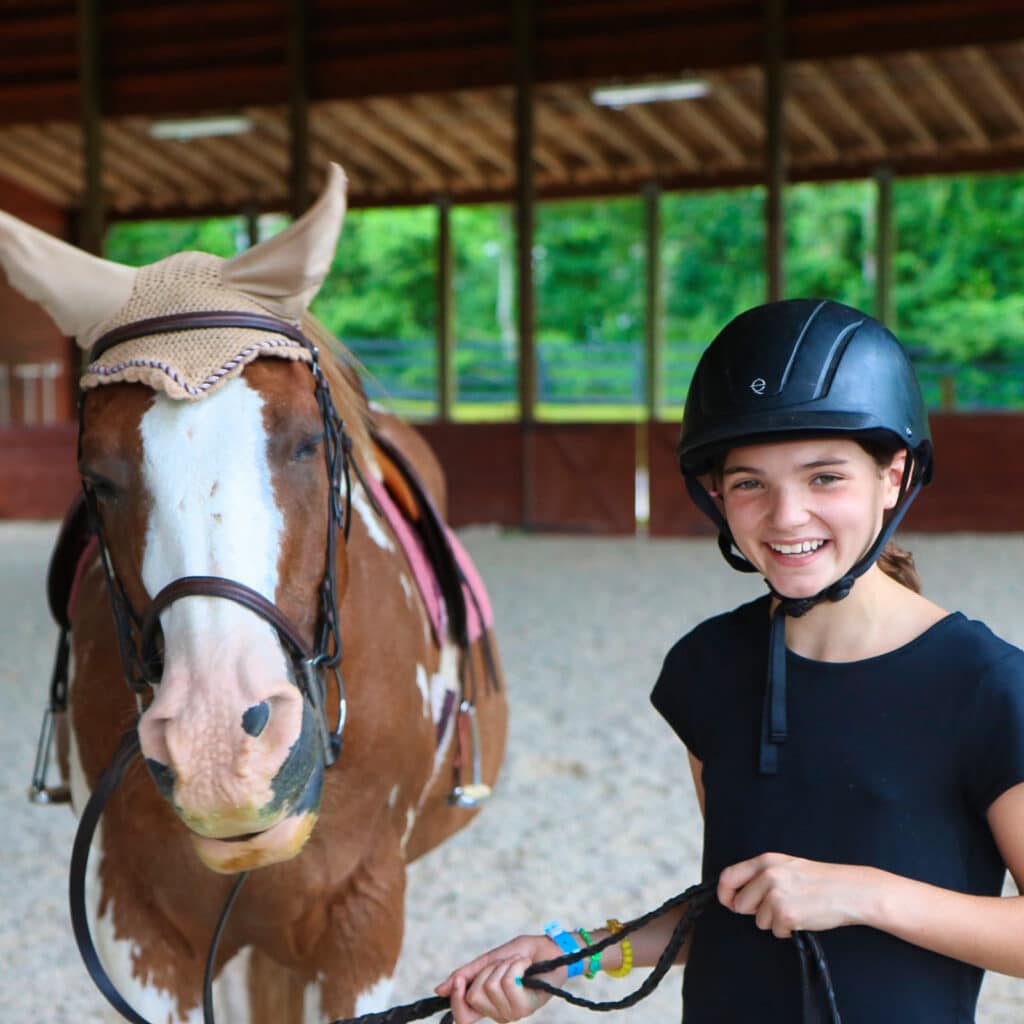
[686,455,925,775]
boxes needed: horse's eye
[81,471,119,501]
[293,433,324,462]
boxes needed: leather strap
[88,311,309,363]
[140,576,313,672]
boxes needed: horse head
[1,165,370,874]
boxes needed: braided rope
[329,882,715,1024]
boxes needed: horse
[2,164,507,1024]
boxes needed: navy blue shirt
[651,595,1024,1023]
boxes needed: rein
[71,729,841,1024]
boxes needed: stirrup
[28,706,71,805]
[447,700,492,808]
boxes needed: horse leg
[307,840,409,1022]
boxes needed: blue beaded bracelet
[543,921,584,978]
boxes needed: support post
[764,0,787,301]
[644,182,663,420]
[874,165,895,327]
[513,0,537,525]
[287,0,311,219]
[78,0,104,256]
[437,197,455,421]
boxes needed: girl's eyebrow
[722,456,850,476]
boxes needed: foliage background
[106,172,1024,414]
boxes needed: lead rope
[71,734,839,1024]
[329,882,840,1024]
[68,729,248,1024]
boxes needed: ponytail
[877,541,921,593]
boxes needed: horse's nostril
[146,758,176,800]
[241,701,271,738]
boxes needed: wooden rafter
[326,102,447,192]
[705,73,765,142]
[666,99,745,167]
[409,94,511,180]
[620,102,700,170]
[0,140,70,205]
[534,90,613,175]
[786,93,840,160]
[461,90,568,179]
[963,46,1024,133]
[812,65,886,155]
[853,56,937,151]
[315,106,408,189]
[906,51,988,146]
[549,85,656,171]
[365,97,488,188]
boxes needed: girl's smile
[716,438,903,599]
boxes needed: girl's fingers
[448,976,483,1024]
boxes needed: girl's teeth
[772,540,824,554]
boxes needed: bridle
[81,310,360,766]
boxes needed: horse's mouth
[190,810,319,873]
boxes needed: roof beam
[549,85,656,173]
[365,97,488,188]
[964,46,1024,133]
[462,90,568,179]
[786,92,840,160]
[620,103,700,171]
[853,56,937,151]
[905,51,988,146]
[812,64,887,155]
[705,73,765,142]
[667,99,746,167]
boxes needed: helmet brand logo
[750,378,767,395]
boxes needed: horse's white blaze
[137,378,293,816]
[140,379,285,669]
[352,484,394,551]
[354,975,395,1016]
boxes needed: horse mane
[299,313,375,465]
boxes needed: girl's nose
[768,486,810,530]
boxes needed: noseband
[81,311,358,766]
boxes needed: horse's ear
[222,163,347,319]
[0,211,137,344]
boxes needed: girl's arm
[718,780,1024,977]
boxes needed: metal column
[644,182,663,420]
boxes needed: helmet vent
[813,319,864,398]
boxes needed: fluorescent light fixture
[149,115,254,141]
[591,79,710,108]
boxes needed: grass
[380,399,686,423]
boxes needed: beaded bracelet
[603,918,634,978]
[575,926,602,979]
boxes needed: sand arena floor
[2,522,1023,1023]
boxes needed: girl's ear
[883,448,908,509]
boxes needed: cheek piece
[685,454,924,775]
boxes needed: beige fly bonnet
[0,164,347,400]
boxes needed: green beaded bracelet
[576,926,602,979]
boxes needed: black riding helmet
[678,298,934,774]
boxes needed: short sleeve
[650,637,703,760]
[962,649,1024,814]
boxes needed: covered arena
[3,522,1024,1022]
[2,4,1024,1022]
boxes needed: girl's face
[716,438,905,599]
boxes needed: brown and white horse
[2,167,507,1023]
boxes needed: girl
[436,299,1024,1023]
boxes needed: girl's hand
[436,935,562,1024]
[718,853,874,938]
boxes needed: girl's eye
[812,473,842,486]
[730,478,762,492]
